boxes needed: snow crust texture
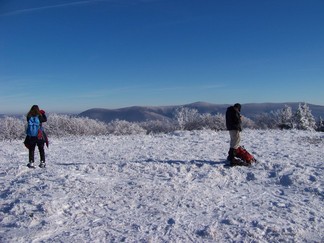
[0,130,323,242]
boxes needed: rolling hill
[78,102,324,123]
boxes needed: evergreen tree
[293,103,316,130]
[317,116,324,132]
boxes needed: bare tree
[174,107,200,130]
[0,116,25,140]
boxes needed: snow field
[0,129,323,242]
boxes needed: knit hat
[234,103,241,112]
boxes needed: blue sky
[1,0,323,114]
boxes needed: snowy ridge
[78,102,324,123]
[0,130,323,242]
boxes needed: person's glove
[40,110,45,115]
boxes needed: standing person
[226,103,242,164]
[25,105,47,168]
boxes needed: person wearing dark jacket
[226,103,242,162]
[25,105,47,168]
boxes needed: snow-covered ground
[0,129,323,242]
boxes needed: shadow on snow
[140,158,226,167]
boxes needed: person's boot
[228,148,243,166]
[27,161,35,169]
[39,161,46,168]
[227,148,235,161]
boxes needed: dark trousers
[28,137,45,162]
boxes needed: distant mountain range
[78,102,324,123]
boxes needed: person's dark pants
[28,137,45,162]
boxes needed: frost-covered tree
[46,113,108,137]
[253,104,316,130]
[278,105,293,126]
[107,120,146,135]
[293,103,316,130]
[0,116,25,140]
[241,116,257,129]
[140,119,176,134]
[199,113,226,131]
[174,107,200,130]
[274,105,293,129]
[254,112,278,129]
[316,116,324,132]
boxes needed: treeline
[0,103,323,140]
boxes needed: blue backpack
[26,116,40,137]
